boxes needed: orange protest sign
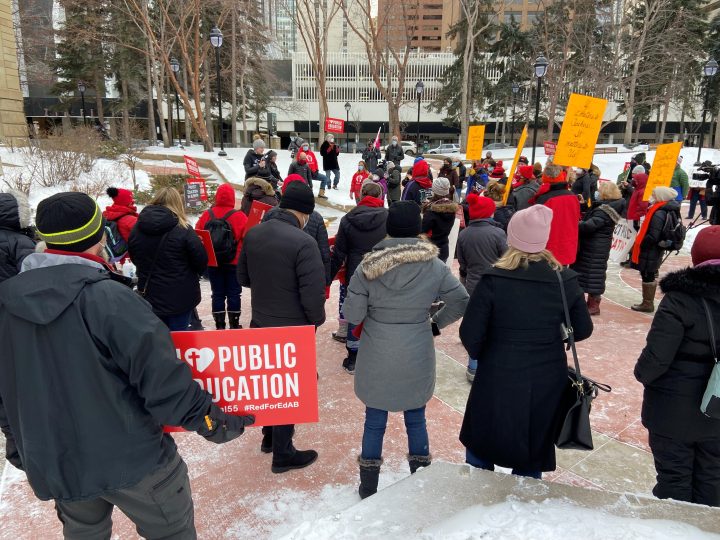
[503,125,528,205]
[643,142,683,201]
[553,93,608,169]
[166,326,318,429]
[466,125,486,161]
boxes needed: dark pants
[649,432,720,507]
[688,189,708,219]
[208,264,241,313]
[262,425,296,462]
[159,311,192,332]
[465,448,542,480]
[361,406,429,460]
[641,271,657,283]
[326,168,340,188]
[54,454,195,539]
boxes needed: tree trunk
[659,91,671,143]
[231,10,237,148]
[183,64,192,145]
[635,113,642,142]
[149,44,169,147]
[204,60,214,151]
[459,32,473,152]
[624,102,635,145]
[94,74,105,124]
[654,104,661,143]
[144,35,157,145]
[388,102,400,142]
[714,105,720,149]
[680,107,686,144]
[121,77,130,144]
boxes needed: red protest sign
[543,141,557,156]
[188,179,208,201]
[168,327,318,428]
[246,200,274,231]
[196,229,218,267]
[184,155,201,178]
[324,117,345,134]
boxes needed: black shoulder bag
[554,270,612,450]
[138,232,170,298]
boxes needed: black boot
[342,349,357,374]
[212,312,226,330]
[260,430,273,454]
[408,454,432,474]
[271,449,318,474]
[228,311,242,329]
[358,456,382,499]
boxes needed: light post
[415,80,424,154]
[344,101,351,152]
[170,57,181,147]
[697,58,718,164]
[531,55,548,163]
[77,81,87,127]
[511,82,520,147]
[209,26,227,157]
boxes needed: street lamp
[531,55,548,163]
[511,82,520,147]
[209,26,227,156]
[697,58,719,164]
[415,80,425,154]
[77,81,87,127]
[170,57,181,147]
[344,101,351,152]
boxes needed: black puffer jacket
[637,200,681,276]
[128,206,208,316]
[421,198,458,262]
[635,264,720,441]
[385,144,405,167]
[238,209,326,328]
[287,160,313,185]
[264,207,331,285]
[331,204,388,280]
[571,198,626,295]
[0,191,35,283]
[493,204,515,232]
[243,149,264,180]
[571,171,598,213]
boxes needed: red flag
[373,127,382,149]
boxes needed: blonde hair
[599,182,621,200]
[484,180,505,202]
[151,187,189,229]
[494,246,562,271]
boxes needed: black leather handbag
[554,271,611,451]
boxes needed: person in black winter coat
[485,179,515,231]
[244,139,267,180]
[384,136,405,168]
[460,205,593,478]
[288,152,313,185]
[330,181,388,373]
[320,134,341,189]
[238,181,324,474]
[387,163,402,204]
[708,166,720,225]
[266,150,283,190]
[571,165,599,214]
[0,192,252,538]
[0,190,35,283]
[635,226,720,506]
[128,188,208,331]
[571,183,626,316]
[362,141,381,174]
[421,177,458,263]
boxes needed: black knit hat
[36,192,105,253]
[387,201,421,238]
[279,181,315,215]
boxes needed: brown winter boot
[317,188,328,199]
[586,294,601,316]
[631,282,657,313]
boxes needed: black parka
[421,198,458,262]
[330,204,388,281]
[0,192,35,283]
[384,144,405,167]
[638,200,681,276]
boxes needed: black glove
[431,321,441,337]
[5,436,23,471]
[197,405,255,444]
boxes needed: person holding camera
[244,139,266,180]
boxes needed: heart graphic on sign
[186,347,216,373]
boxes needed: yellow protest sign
[466,125,486,161]
[643,142,683,201]
[503,125,529,205]
[553,93,608,169]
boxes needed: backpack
[660,208,686,252]
[104,220,128,262]
[204,208,238,264]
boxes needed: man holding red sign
[238,181,326,473]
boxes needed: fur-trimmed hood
[360,237,439,282]
[660,264,720,298]
[0,190,31,231]
[425,199,458,214]
[598,202,622,224]
[245,177,275,197]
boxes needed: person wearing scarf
[402,159,434,206]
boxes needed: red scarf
[631,203,664,264]
[358,196,384,208]
[414,176,433,189]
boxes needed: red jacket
[305,150,319,174]
[103,204,138,244]
[195,184,248,265]
[627,173,649,221]
[350,170,370,200]
[533,183,580,266]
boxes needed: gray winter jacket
[287,160,313,185]
[509,181,540,211]
[457,219,508,296]
[344,237,469,412]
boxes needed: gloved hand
[197,405,255,444]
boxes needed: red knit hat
[106,187,134,207]
[282,174,307,195]
[490,165,505,178]
[691,226,720,266]
[519,165,535,181]
[467,193,496,220]
[412,159,429,178]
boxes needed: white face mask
[302,145,309,151]
[328,137,334,143]
[392,140,398,146]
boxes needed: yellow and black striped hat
[36,192,105,252]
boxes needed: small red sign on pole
[245,200,274,232]
[184,155,201,178]
[324,117,345,134]
[543,141,557,156]
[187,179,208,201]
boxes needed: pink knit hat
[507,205,553,253]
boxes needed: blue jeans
[160,311,192,332]
[346,322,359,351]
[361,406,429,460]
[316,172,330,190]
[465,448,542,479]
[688,189,708,219]
[208,265,241,313]
[468,358,477,371]
[326,169,340,188]
[338,283,347,319]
